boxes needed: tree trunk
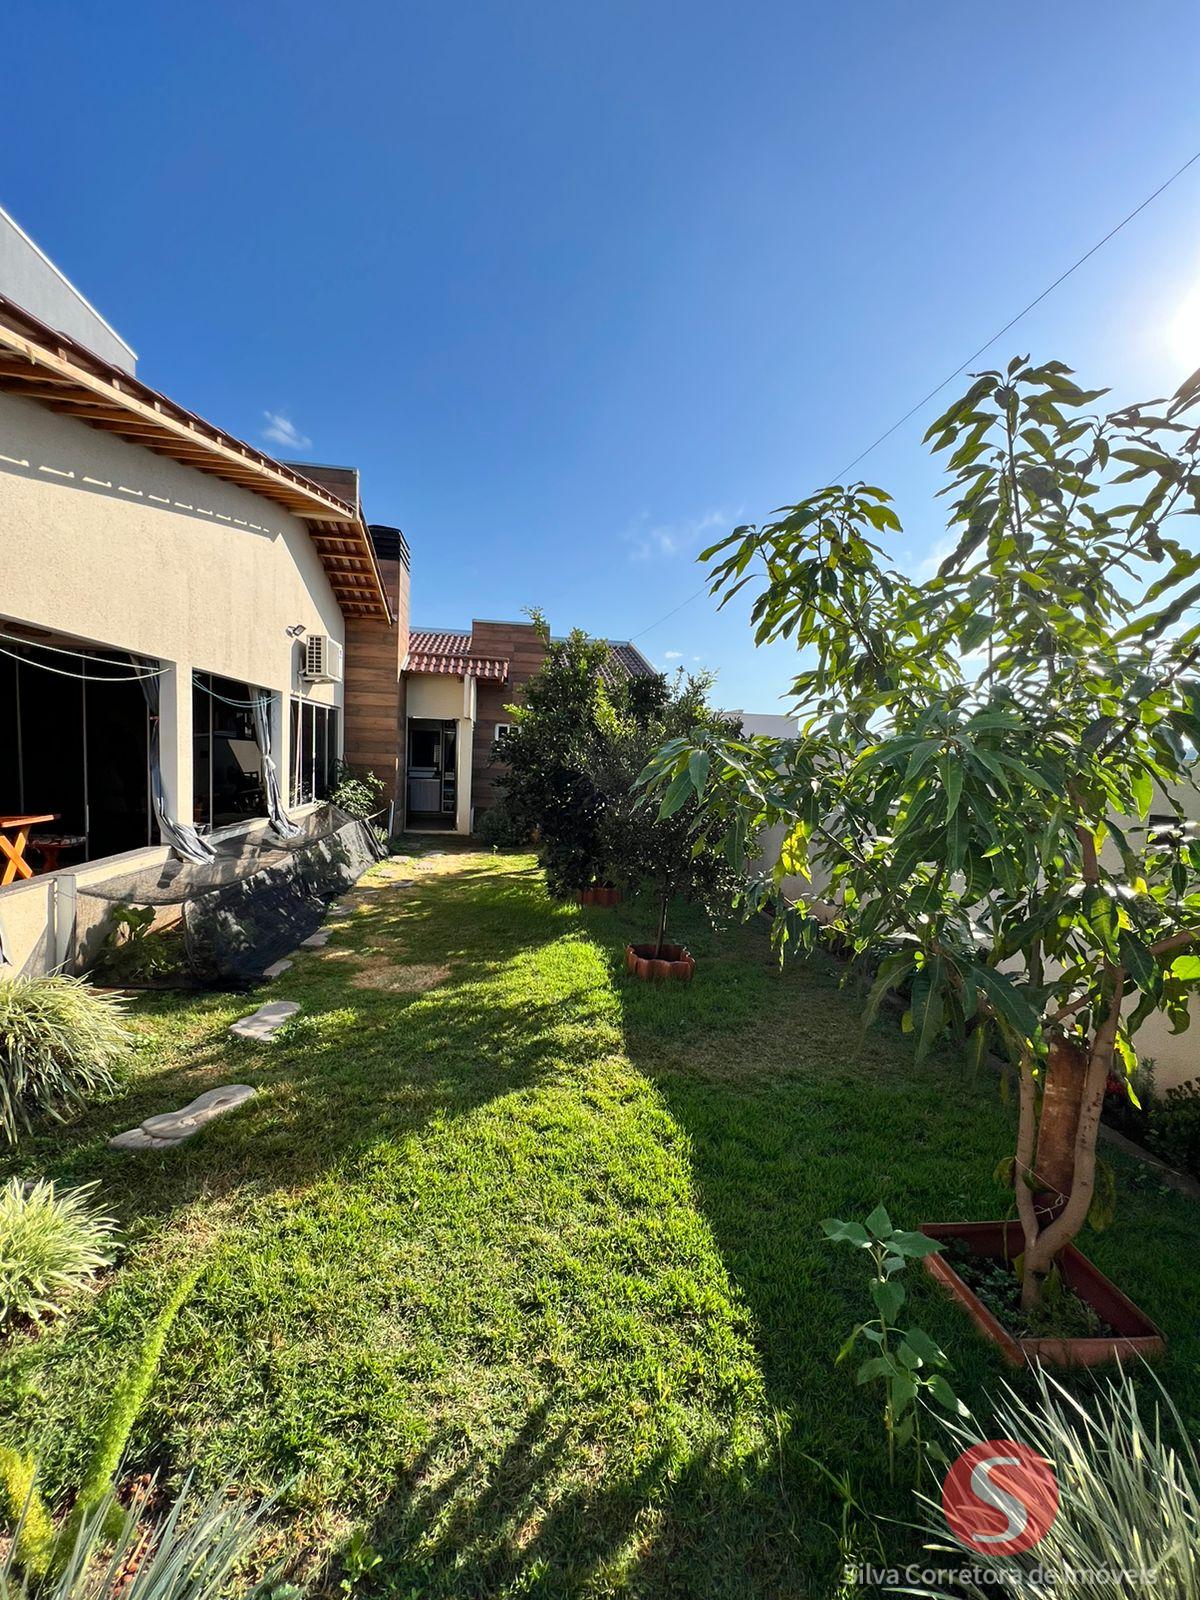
[654,890,670,959]
[1032,1034,1089,1210]
[1020,984,1123,1309]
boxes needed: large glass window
[289,698,339,807]
[193,673,267,831]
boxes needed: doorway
[406,718,458,828]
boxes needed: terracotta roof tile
[406,630,508,681]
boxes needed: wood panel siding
[468,621,546,817]
[342,552,409,811]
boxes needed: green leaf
[901,1326,945,1365]
[820,1218,871,1247]
[890,1372,918,1413]
[864,1204,893,1239]
[870,1277,905,1322]
[856,1355,894,1385]
[972,967,1039,1045]
[888,1230,942,1258]
[927,1374,966,1414]
[687,750,710,795]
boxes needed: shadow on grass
[8,855,593,1219]
[349,1400,812,1600]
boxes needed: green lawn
[2,845,1197,1597]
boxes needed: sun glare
[1169,284,1200,366]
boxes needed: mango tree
[640,358,1200,1307]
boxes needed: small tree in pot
[640,357,1200,1307]
[498,618,620,897]
[603,676,742,962]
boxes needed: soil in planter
[943,1239,1116,1342]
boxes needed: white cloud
[625,507,730,563]
[913,535,956,581]
[262,411,312,452]
[664,650,683,660]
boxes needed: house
[339,551,655,832]
[0,207,390,974]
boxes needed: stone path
[230,999,300,1041]
[110,1085,256,1151]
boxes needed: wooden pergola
[0,294,391,620]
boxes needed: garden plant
[499,614,739,953]
[641,356,1200,1309]
[0,1178,116,1328]
[0,977,128,1146]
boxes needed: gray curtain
[137,665,216,864]
[252,690,301,841]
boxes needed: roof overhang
[0,294,390,620]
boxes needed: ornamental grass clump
[0,1179,117,1327]
[0,976,128,1145]
[0,1471,274,1599]
[906,1363,1200,1598]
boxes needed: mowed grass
[1,844,1197,1598]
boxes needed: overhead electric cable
[627,143,1200,644]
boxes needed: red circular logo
[942,1440,1058,1555]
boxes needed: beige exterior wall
[0,392,346,973]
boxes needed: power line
[628,143,1200,645]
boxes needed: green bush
[0,977,128,1145]
[90,905,184,986]
[0,1179,117,1328]
[1150,1078,1200,1180]
[330,762,386,822]
[475,790,531,847]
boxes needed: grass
[0,843,1196,1597]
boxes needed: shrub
[0,976,128,1145]
[0,1179,117,1327]
[90,905,184,987]
[906,1363,1200,1598]
[475,790,531,847]
[330,762,386,822]
[1150,1078,1200,1180]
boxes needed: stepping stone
[263,958,292,979]
[109,1085,257,1151]
[300,930,330,948]
[230,1000,299,1041]
[109,1127,181,1152]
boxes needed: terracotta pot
[625,942,695,983]
[919,1220,1165,1368]
[577,885,623,907]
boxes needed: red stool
[30,833,86,873]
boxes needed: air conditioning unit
[302,633,343,683]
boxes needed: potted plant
[497,615,739,966]
[641,356,1200,1352]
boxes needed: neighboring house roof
[0,293,390,620]
[600,639,656,686]
[405,627,657,687]
[407,630,509,681]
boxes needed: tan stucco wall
[0,393,346,973]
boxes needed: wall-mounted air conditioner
[301,633,343,683]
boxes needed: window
[193,673,267,831]
[492,722,512,752]
[289,697,340,807]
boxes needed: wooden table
[0,814,57,884]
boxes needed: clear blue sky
[4,2,1200,710]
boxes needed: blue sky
[4,1,1200,710]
